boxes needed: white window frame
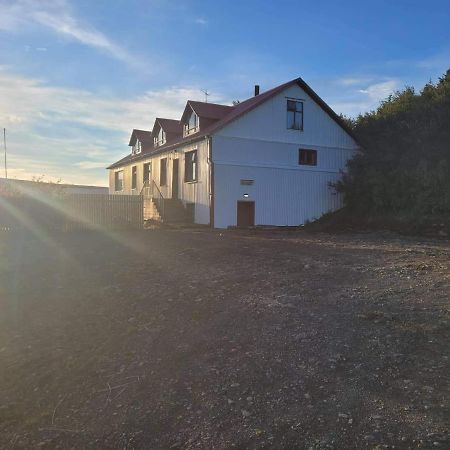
[184,149,198,182]
[154,128,166,147]
[184,111,199,136]
[131,165,137,190]
[114,170,124,191]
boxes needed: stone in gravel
[241,410,251,417]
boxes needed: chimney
[254,85,260,96]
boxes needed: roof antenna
[200,89,210,103]
[3,128,7,179]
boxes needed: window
[160,158,167,186]
[184,150,198,182]
[299,149,317,166]
[131,166,137,189]
[287,99,303,130]
[114,170,124,191]
[154,128,166,147]
[184,111,199,136]
[132,140,141,155]
[143,162,152,183]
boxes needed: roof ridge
[156,117,181,122]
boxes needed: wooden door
[237,201,255,227]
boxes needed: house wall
[109,138,210,224]
[215,84,357,149]
[212,83,359,228]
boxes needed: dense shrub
[337,69,450,217]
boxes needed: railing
[141,179,165,219]
[140,179,151,197]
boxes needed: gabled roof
[204,77,356,139]
[181,101,233,122]
[107,153,139,169]
[152,118,183,136]
[108,77,358,169]
[128,129,152,146]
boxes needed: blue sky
[0,0,449,185]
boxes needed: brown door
[172,159,179,199]
[237,201,255,227]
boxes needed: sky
[0,0,449,186]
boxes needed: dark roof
[181,101,233,122]
[152,118,183,135]
[108,77,358,169]
[128,129,152,146]
[107,147,156,169]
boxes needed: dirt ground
[0,228,449,449]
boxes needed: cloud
[358,80,399,100]
[335,77,371,87]
[74,161,109,170]
[195,17,208,25]
[416,51,450,72]
[328,78,400,116]
[0,0,146,69]
[0,66,210,184]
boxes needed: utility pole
[3,128,7,179]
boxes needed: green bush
[337,69,450,218]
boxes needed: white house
[107,78,359,228]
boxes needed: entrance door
[172,159,179,199]
[237,201,255,227]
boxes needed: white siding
[109,138,211,225]
[214,163,343,229]
[215,84,358,150]
[212,135,354,172]
[176,139,210,224]
[212,82,358,228]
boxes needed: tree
[336,69,450,218]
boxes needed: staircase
[141,180,194,225]
[143,197,162,222]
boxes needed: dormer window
[132,139,141,155]
[154,127,166,147]
[184,111,199,136]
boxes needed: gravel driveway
[0,229,448,449]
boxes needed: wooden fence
[0,193,144,232]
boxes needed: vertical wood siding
[109,138,210,224]
[215,84,358,150]
[214,163,343,229]
[211,82,358,228]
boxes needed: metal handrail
[141,179,165,219]
[151,180,165,219]
[151,179,164,200]
[140,179,150,196]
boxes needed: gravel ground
[0,228,449,449]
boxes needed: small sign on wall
[240,179,254,186]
